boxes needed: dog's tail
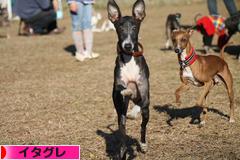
[194,13,202,23]
[181,13,201,31]
[220,42,233,60]
[120,81,138,99]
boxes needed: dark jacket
[14,0,51,19]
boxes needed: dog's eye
[119,26,124,32]
[181,38,187,42]
[132,26,137,31]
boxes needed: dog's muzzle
[174,47,183,54]
[124,43,133,52]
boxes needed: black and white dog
[165,13,194,49]
[0,7,10,38]
[165,13,181,49]
[107,0,150,158]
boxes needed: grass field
[0,1,240,159]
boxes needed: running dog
[107,0,150,159]
[172,29,234,125]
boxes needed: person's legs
[207,0,218,15]
[71,2,85,61]
[82,4,99,58]
[223,0,238,16]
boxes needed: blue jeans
[70,2,92,31]
[207,0,238,16]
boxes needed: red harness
[179,47,198,68]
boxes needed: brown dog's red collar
[117,42,144,57]
[179,47,198,68]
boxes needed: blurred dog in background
[165,13,193,49]
[165,13,181,49]
[92,11,115,33]
[0,6,10,38]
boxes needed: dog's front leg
[136,83,150,153]
[175,81,190,106]
[139,98,149,153]
[112,85,130,159]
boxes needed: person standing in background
[67,0,99,62]
[207,0,238,16]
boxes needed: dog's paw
[139,142,148,153]
[229,118,235,123]
[127,105,141,120]
[121,89,133,97]
[198,120,206,127]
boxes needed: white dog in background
[91,12,115,32]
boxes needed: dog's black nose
[124,43,132,51]
[175,48,182,54]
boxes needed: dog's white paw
[127,105,141,120]
[199,120,206,127]
[139,142,148,153]
[165,39,171,49]
[229,118,235,123]
[121,89,133,97]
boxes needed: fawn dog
[172,29,234,125]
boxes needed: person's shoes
[50,27,66,35]
[75,52,87,62]
[88,52,100,59]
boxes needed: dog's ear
[187,29,194,36]
[107,0,121,23]
[132,0,146,21]
[175,13,181,19]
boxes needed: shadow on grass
[153,104,229,126]
[225,45,240,59]
[64,44,76,56]
[96,124,140,160]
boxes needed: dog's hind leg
[113,86,130,159]
[196,80,213,125]
[217,68,235,123]
[127,105,141,120]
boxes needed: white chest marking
[180,49,202,86]
[181,49,194,79]
[120,57,140,85]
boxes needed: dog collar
[117,42,144,57]
[132,43,144,57]
[179,47,198,68]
